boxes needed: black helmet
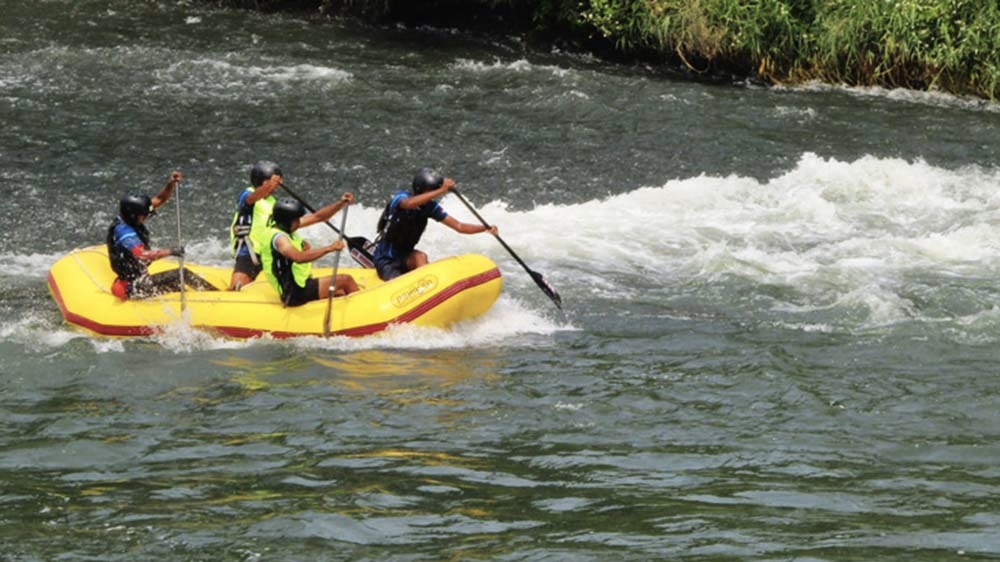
[250,160,282,187]
[412,167,444,194]
[271,198,306,232]
[119,193,153,225]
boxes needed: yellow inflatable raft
[47,246,502,338]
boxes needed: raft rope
[64,248,366,306]
[72,249,114,295]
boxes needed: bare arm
[130,245,174,262]
[441,215,498,236]
[299,192,354,228]
[274,233,345,263]
[151,170,182,209]
[246,174,281,205]
[399,178,454,210]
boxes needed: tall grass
[812,0,1000,97]
[583,0,808,79]
[201,0,1000,99]
[580,0,1000,99]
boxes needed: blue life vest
[374,189,447,259]
[106,216,150,281]
[229,186,255,257]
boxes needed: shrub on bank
[202,0,1000,100]
[810,0,1000,98]
[581,0,1000,99]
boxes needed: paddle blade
[346,236,375,269]
[530,269,562,310]
[452,187,562,310]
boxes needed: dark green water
[3,1,1000,560]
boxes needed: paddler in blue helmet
[372,167,498,281]
[106,170,217,299]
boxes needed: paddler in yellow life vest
[230,160,357,291]
[228,160,282,290]
[260,197,359,306]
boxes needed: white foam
[780,80,1000,113]
[1,252,67,278]
[164,59,352,88]
[413,153,1000,329]
[286,294,569,352]
[451,58,572,78]
[17,152,1000,344]
[19,292,568,354]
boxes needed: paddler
[228,160,282,290]
[260,197,359,306]
[372,167,498,281]
[229,160,358,290]
[106,171,217,299]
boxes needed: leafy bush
[201,0,1000,99]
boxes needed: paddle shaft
[323,204,349,337]
[278,182,374,268]
[174,178,186,312]
[450,187,562,310]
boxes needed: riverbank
[202,0,1000,101]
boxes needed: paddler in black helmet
[228,160,282,290]
[230,160,357,290]
[259,198,359,306]
[372,167,498,281]
[106,170,217,299]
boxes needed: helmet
[412,167,444,194]
[119,193,153,225]
[250,160,282,187]
[271,198,306,232]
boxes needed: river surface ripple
[2,1,1000,560]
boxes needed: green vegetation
[205,0,1000,100]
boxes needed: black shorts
[283,277,320,307]
[374,255,406,281]
[233,253,262,279]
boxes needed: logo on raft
[391,275,438,308]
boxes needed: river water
[3,1,1000,560]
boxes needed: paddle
[323,203,349,337]
[173,175,186,312]
[278,182,375,269]
[450,187,563,310]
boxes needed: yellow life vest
[260,227,312,302]
[248,194,277,258]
